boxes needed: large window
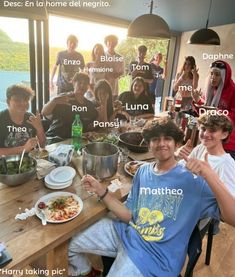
[0,17,30,111]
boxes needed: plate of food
[35,192,83,223]
[124,161,147,177]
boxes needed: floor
[192,222,235,277]
[89,222,235,277]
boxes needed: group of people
[68,115,235,277]
[1,33,235,277]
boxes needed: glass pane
[0,17,30,111]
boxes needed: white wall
[176,23,235,91]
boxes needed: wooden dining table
[0,139,134,277]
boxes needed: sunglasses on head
[210,62,226,69]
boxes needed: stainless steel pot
[82,142,119,180]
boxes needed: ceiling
[0,0,234,32]
[80,0,235,32]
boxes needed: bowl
[119,132,148,153]
[29,149,49,159]
[0,155,37,186]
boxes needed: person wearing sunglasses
[192,60,235,160]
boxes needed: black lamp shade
[188,28,220,45]
[128,14,170,39]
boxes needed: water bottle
[71,114,83,151]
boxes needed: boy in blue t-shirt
[68,119,235,277]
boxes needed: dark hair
[67,35,78,44]
[91,43,105,61]
[198,114,233,143]
[131,77,147,94]
[94,80,114,119]
[142,118,184,144]
[6,84,35,100]
[104,35,118,46]
[182,56,196,79]
[72,72,90,84]
[138,45,147,53]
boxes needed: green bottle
[71,114,83,150]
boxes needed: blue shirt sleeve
[198,178,220,220]
[125,168,141,214]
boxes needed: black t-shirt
[129,61,153,80]
[46,98,98,139]
[56,50,85,92]
[119,91,154,116]
[0,109,36,148]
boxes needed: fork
[37,209,47,226]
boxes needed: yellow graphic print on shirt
[130,208,165,241]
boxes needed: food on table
[0,157,35,175]
[125,161,145,176]
[38,202,46,209]
[30,149,49,159]
[42,196,80,221]
[83,132,119,145]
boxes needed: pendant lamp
[188,0,220,45]
[128,0,170,39]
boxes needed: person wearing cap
[50,35,85,94]
[192,60,235,159]
[0,85,46,155]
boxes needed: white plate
[35,192,83,224]
[124,161,147,177]
[44,175,73,190]
[49,166,76,183]
[44,174,73,188]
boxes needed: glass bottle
[174,92,182,112]
[71,114,83,151]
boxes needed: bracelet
[97,188,109,201]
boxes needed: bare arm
[27,111,46,147]
[42,94,73,118]
[0,138,38,155]
[184,153,235,227]
[173,73,184,92]
[161,60,167,80]
[82,175,132,223]
[50,64,58,89]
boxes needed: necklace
[154,162,177,174]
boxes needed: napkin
[108,179,123,192]
[0,243,5,255]
[48,144,74,166]
[15,208,36,220]
[36,159,56,179]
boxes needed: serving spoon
[18,149,26,173]
[139,138,145,146]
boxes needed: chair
[198,218,215,266]
[101,220,215,277]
